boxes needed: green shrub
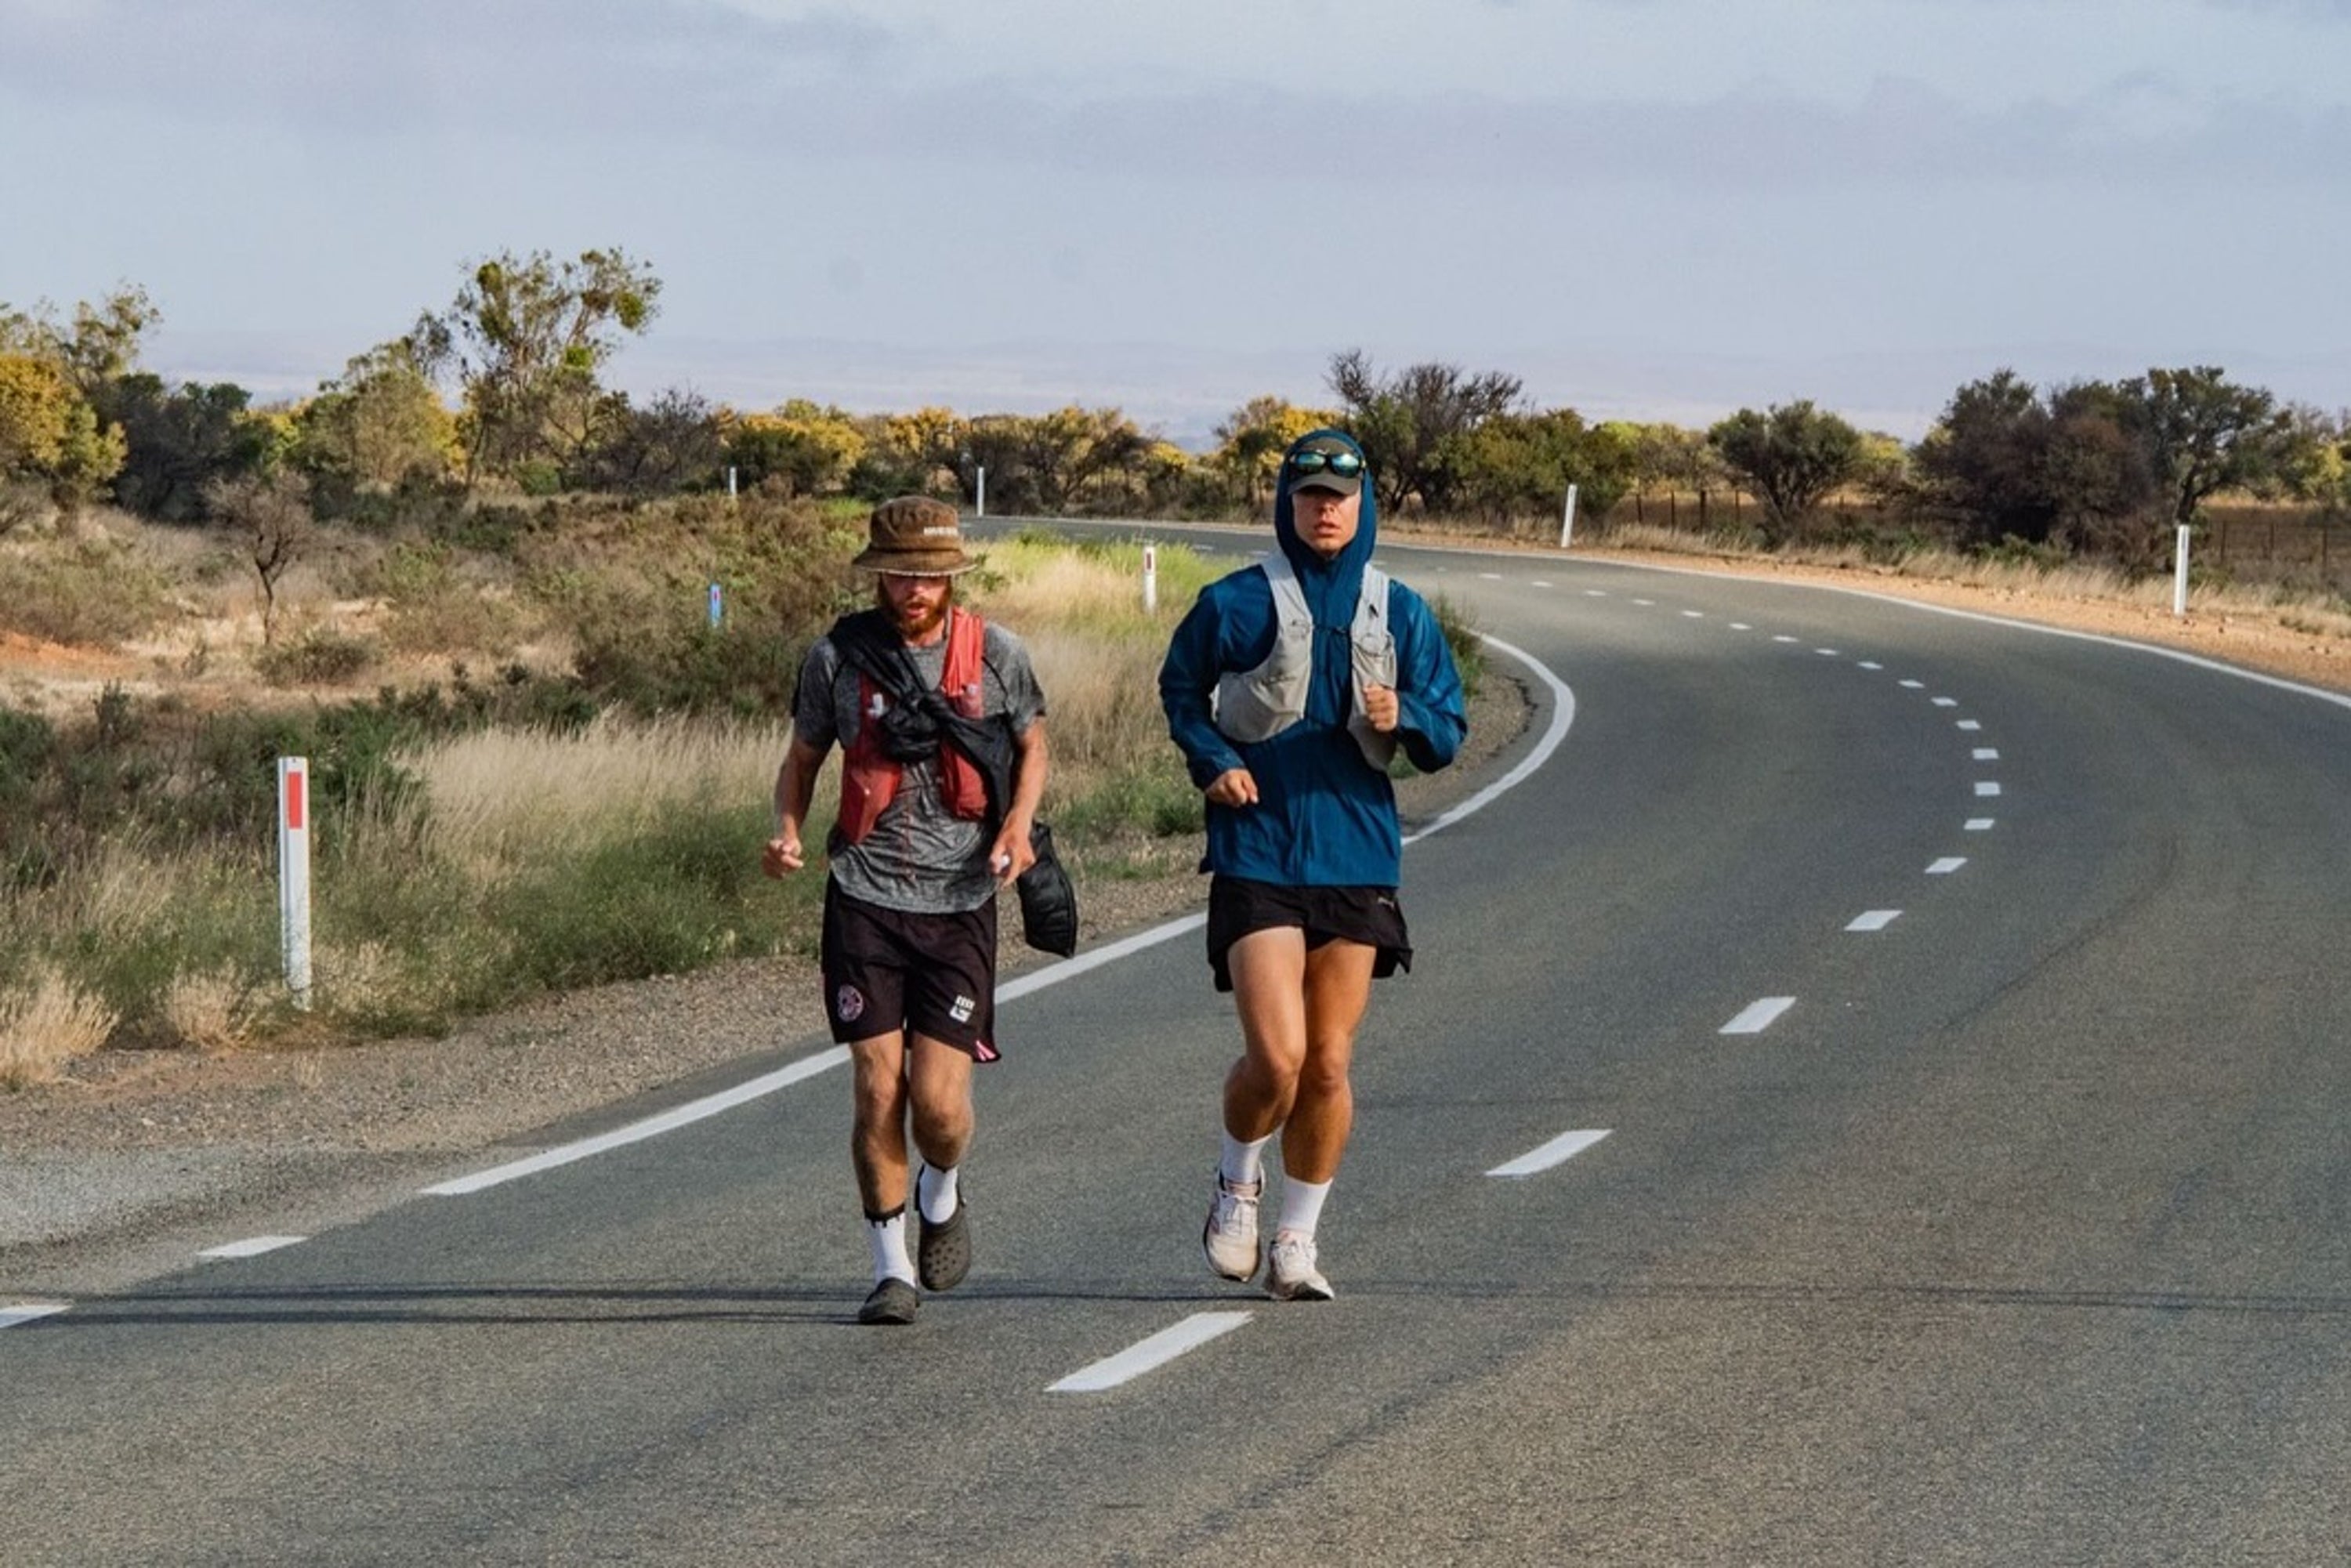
[0,535,175,646]
[255,626,379,686]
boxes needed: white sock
[1278,1178,1331,1240]
[865,1207,915,1284]
[916,1163,960,1224]
[1220,1131,1273,1190]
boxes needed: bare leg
[904,1030,975,1173]
[848,1030,911,1214]
[1281,940,1375,1182]
[1223,929,1376,1182]
[1223,927,1310,1144]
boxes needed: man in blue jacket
[1158,429,1468,1300]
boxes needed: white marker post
[708,581,723,628]
[1142,544,1157,614]
[1559,483,1579,549]
[976,465,987,519]
[277,756,312,1011]
[2173,524,2191,617]
[726,466,738,500]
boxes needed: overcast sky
[4,0,2346,442]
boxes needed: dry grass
[403,714,796,874]
[1596,522,2351,630]
[1018,623,1172,810]
[160,966,260,1052]
[0,965,119,1088]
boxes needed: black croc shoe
[917,1199,971,1293]
[858,1277,919,1326]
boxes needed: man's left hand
[1361,683,1400,733]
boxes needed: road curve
[7,531,2350,1566]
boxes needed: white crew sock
[1278,1178,1331,1240]
[865,1206,915,1284]
[916,1163,960,1224]
[1220,1131,1273,1190]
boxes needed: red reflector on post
[287,770,306,831]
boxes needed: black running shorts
[1204,875,1411,994]
[821,881,1001,1061]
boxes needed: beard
[880,584,950,641]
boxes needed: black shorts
[1205,875,1411,994]
[821,881,1001,1062]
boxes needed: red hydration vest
[837,607,992,844]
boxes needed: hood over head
[1273,427,1378,626]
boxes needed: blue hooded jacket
[1158,428,1469,887]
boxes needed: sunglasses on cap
[1287,449,1364,480]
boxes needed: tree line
[6,251,2349,578]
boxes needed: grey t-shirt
[791,616,1047,914]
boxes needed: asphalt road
[8,531,2351,1566]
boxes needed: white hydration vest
[1212,553,1399,771]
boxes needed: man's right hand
[762,836,805,878]
[1204,768,1259,808]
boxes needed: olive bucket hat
[851,495,978,576]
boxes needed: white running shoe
[1265,1231,1334,1302]
[1202,1173,1262,1281]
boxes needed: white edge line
[1406,633,1576,845]
[422,1045,853,1196]
[423,633,1578,1197]
[2,1303,70,1329]
[197,1236,306,1259]
[1049,1310,1254,1392]
[1721,997,1795,1034]
[1487,1128,1612,1178]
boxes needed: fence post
[277,756,312,1011]
[1142,544,1157,614]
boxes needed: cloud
[0,0,893,132]
[5,2,2342,192]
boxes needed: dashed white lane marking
[422,1045,855,1196]
[1931,697,1959,708]
[1682,609,1704,618]
[1815,647,1839,657]
[198,1236,306,1260]
[1531,580,1553,588]
[1488,1128,1612,1178]
[1972,748,2001,761]
[1966,817,1996,831]
[1900,679,1925,689]
[2,1303,69,1329]
[1858,661,1883,670]
[1722,997,1796,1034]
[1975,780,2003,796]
[1927,857,1969,875]
[1846,910,1904,932]
[1772,634,1799,643]
[1049,1312,1254,1393]
[1633,598,1657,607]
[1585,589,1608,597]
[1479,572,1505,580]
[1956,719,1982,731]
[1730,621,1752,630]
